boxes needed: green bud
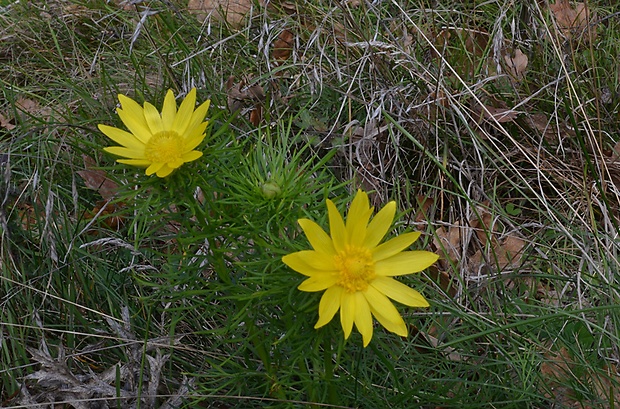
[260,181,281,199]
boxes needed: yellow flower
[282,190,438,347]
[99,88,210,178]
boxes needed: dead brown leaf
[78,156,124,230]
[471,235,526,271]
[226,76,265,125]
[536,284,563,307]
[430,28,491,79]
[107,0,134,10]
[434,204,526,275]
[62,3,93,17]
[503,48,528,79]
[540,347,620,408]
[272,29,294,64]
[77,155,119,201]
[528,113,555,141]
[610,141,620,162]
[277,1,297,14]
[540,347,578,406]
[0,112,15,130]
[433,224,463,264]
[2,97,57,135]
[473,103,519,123]
[188,0,264,28]
[469,204,494,247]
[248,105,262,127]
[527,112,576,142]
[14,97,54,123]
[88,202,125,231]
[15,97,39,114]
[226,76,265,110]
[414,196,434,223]
[418,328,467,362]
[427,266,458,299]
[498,235,526,263]
[468,204,526,270]
[549,0,595,41]
[18,203,39,235]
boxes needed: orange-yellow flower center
[145,131,184,164]
[334,246,376,293]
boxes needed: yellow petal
[369,304,408,337]
[104,146,145,159]
[98,125,145,152]
[183,134,206,153]
[326,199,346,252]
[298,219,336,256]
[315,286,342,328]
[298,273,338,292]
[371,276,430,307]
[146,162,165,176]
[353,207,373,247]
[340,291,355,339]
[185,99,210,135]
[181,150,203,163]
[282,250,336,273]
[373,232,421,262]
[172,88,198,134]
[117,159,151,166]
[161,90,177,128]
[118,93,144,115]
[375,251,439,276]
[168,159,185,169]
[346,190,373,246]
[156,165,175,177]
[353,292,373,347]
[347,190,370,227]
[364,201,395,249]
[185,120,209,138]
[183,123,208,150]
[143,101,164,135]
[117,95,152,144]
[362,285,403,326]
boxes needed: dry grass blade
[14,308,193,409]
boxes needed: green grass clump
[1,0,620,408]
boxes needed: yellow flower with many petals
[282,190,438,347]
[99,88,210,178]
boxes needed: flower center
[144,131,184,163]
[334,245,376,293]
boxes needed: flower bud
[260,181,281,199]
